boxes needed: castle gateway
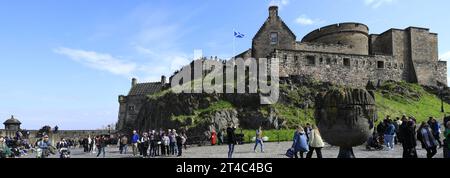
[237,6,447,87]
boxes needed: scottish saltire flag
[234,31,245,38]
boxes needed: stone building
[0,115,22,138]
[116,76,168,132]
[237,6,447,87]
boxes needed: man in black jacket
[399,118,417,158]
[227,123,237,158]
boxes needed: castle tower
[252,5,296,59]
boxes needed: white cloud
[295,15,323,26]
[54,47,137,77]
[440,51,450,62]
[364,0,397,8]
[269,0,290,8]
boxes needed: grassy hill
[375,81,450,124]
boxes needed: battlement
[302,23,369,42]
[301,23,370,55]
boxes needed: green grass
[196,100,234,114]
[272,103,315,128]
[375,83,450,124]
[170,100,235,127]
[240,129,296,143]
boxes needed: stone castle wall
[274,49,403,88]
[301,23,370,55]
[295,42,359,55]
[117,95,147,132]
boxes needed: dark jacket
[399,122,416,148]
[227,127,236,144]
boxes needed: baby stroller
[59,148,71,159]
[366,134,384,151]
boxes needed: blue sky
[1,0,449,130]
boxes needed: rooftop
[4,115,21,125]
[128,82,164,96]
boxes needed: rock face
[315,88,377,158]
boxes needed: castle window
[377,61,385,69]
[128,105,135,112]
[270,32,278,45]
[334,59,337,64]
[306,56,316,66]
[284,54,288,60]
[343,58,351,67]
[326,58,331,65]
[319,58,323,64]
[294,56,298,61]
[401,63,404,69]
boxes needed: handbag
[285,148,294,158]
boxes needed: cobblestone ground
[20,141,444,158]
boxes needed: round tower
[301,23,369,55]
[4,115,21,131]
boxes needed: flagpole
[233,28,236,60]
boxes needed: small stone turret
[269,6,278,18]
[131,78,137,87]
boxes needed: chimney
[131,78,137,87]
[161,75,167,84]
[269,6,278,18]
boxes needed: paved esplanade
[21,142,444,158]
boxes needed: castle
[237,6,447,87]
[116,5,448,132]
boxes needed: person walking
[176,133,185,157]
[169,129,177,156]
[218,129,224,145]
[149,131,157,157]
[120,135,128,154]
[162,133,170,156]
[306,125,324,158]
[227,123,237,158]
[96,136,107,158]
[292,127,309,158]
[377,118,387,145]
[211,129,217,146]
[393,117,401,144]
[36,135,53,158]
[88,135,93,153]
[0,136,12,158]
[444,122,450,158]
[253,126,264,153]
[417,122,439,158]
[140,132,149,158]
[384,119,396,150]
[304,123,312,142]
[428,117,442,148]
[399,118,417,158]
[82,137,89,153]
[131,130,140,157]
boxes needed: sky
[1,0,450,130]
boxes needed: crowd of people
[364,115,450,158]
[122,129,188,158]
[1,117,450,159]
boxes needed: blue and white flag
[234,31,245,38]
